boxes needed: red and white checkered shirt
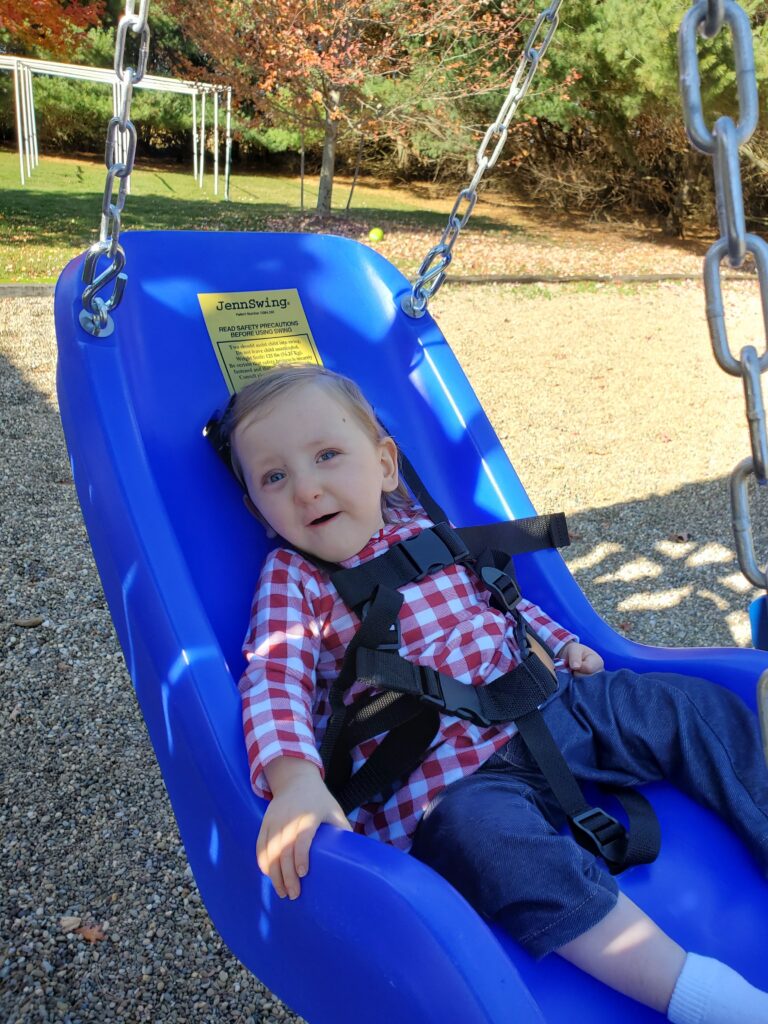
[240,507,577,850]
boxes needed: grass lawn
[0,150,509,283]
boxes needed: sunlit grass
[0,150,493,283]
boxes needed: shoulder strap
[398,446,570,558]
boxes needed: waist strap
[355,647,557,727]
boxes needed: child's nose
[293,471,322,504]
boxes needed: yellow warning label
[198,288,322,393]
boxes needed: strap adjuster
[570,807,627,865]
[480,566,521,612]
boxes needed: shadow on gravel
[563,478,765,650]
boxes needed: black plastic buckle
[418,667,492,727]
[480,566,521,612]
[398,529,456,581]
[432,522,471,564]
[570,807,627,866]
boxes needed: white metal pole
[214,89,220,196]
[192,91,198,181]
[199,90,206,188]
[0,56,235,188]
[19,64,29,176]
[13,60,25,185]
[25,67,36,173]
[20,62,32,178]
[225,87,232,201]
[27,67,39,167]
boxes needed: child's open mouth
[309,512,340,527]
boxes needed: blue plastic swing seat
[55,231,768,1024]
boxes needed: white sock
[667,952,768,1024]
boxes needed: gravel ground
[2,278,766,1023]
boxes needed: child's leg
[411,756,768,1022]
[410,757,622,959]
[558,891,768,1024]
[556,890,684,1011]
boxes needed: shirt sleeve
[239,549,325,797]
[516,597,578,660]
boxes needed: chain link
[679,0,768,590]
[701,0,725,38]
[713,116,747,266]
[741,345,768,484]
[402,0,564,317]
[679,0,758,154]
[79,0,151,337]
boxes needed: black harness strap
[398,447,571,563]
[330,522,469,612]
[598,787,662,871]
[457,513,570,560]
[319,584,404,782]
[355,647,557,727]
[352,644,660,873]
[309,455,660,873]
[397,449,451,525]
[332,700,441,815]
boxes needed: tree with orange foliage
[0,0,105,57]
[168,0,527,212]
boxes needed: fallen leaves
[59,916,108,943]
[75,923,108,944]
[13,616,44,628]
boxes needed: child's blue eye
[318,450,339,463]
[264,470,285,485]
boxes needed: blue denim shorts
[410,668,768,958]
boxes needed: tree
[0,0,104,56]
[502,0,768,229]
[168,0,529,212]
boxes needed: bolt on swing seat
[55,228,768,1023]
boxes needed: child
[216,363,768,1024]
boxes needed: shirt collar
[338,505,432,569]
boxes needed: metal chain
[402,0,564,317]
[679,0,768,589]
[79,0,151,337]
[701,0,726,39]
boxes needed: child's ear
[242,494,277,538]
[380,436,399,493]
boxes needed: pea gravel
[2,280,765,1023]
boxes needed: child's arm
[258,756,352,900]
[241,551,350,898]
[516,599,602,674]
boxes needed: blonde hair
[220,364,414,521]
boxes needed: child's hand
[258,757,352,901]
[562,641,605,675]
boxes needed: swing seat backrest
[55,230,768,1024]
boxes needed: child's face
[232,382,399,562]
